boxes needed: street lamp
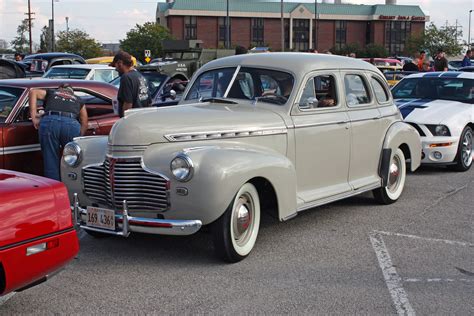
[469,10,473,50]
[51,0,59,51]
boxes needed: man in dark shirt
[434,49,448,72]
[110,51,150,117]
[29,83,88,180]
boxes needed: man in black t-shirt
[110,51,150,117]
[29,83,88,180]
[434,49,448,72]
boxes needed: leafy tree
[363,44,388,58]
[406,22,463,57]
[55,29,102,59]
[120,22,172,62]
[330,43,362,57]
[40,25,52,52]
[11,19,31,53]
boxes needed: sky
[0,0,473,48]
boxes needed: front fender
[60,136,108,202]
[383,121,422,172]
[143,143,297,225]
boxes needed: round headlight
[435,125,450,136]
[170,154,194,182]
[63,142,82,167]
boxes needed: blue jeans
[39,115,81,181]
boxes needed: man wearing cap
[29,83,88,180]
[110,51,150,117]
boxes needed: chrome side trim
[73,195,202,237]
[164,128,288,142]
[293,121,349,129]
[0,143,41,155]
[297,182,380,212]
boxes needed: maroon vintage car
[0,79,119,175]
[0,169,79,295]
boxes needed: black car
[458,66,474,72]
[110,71,187,107]
[21,53,86,77]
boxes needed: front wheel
[212,183,261,263]
[373,148,406,204]
[449,126,473,172]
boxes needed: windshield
[109,72,167,98]
[392,77,474,104]
[185,67,294,105]
[44,68,90,79]
[0,87,24,123]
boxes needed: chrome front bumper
[72,193,202,237]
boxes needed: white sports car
[392,72,474,171]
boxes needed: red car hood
[0,170,73,248]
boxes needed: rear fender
[382,121,422,172]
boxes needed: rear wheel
[373,148,406,204]
[449,126,473,172]
[212,183,261,263]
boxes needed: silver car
[61,53,421,262]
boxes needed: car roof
[0,78,117,89]
[404,72,474,79]
[199,53,380,75]
[48,64,115,70]
[23,52,84,60]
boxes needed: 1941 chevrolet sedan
[61,53,421,262]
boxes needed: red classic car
[0,169,79,295]
[0,79,119,175]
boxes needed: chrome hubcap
[461,131,473,167]
[387,155,401,193]
[232,194,253,246]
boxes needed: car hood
[108,103,287,146]
[395,98,472,125]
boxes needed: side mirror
[161,89,177,101]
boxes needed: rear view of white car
[43,64,118,83]
[392,72,474,171]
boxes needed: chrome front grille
[83,158,169,212]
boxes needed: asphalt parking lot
[1,165,473,315]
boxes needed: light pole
[51,0,59,51]
[226,0,230,49]
[314,0,318,51]
[469,10,473,50]
[281,0,284,52]
[65,16,69,50]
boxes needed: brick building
[156,0,428,56]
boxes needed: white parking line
[0,292,15,307]
[374,230,474,247]
[404,278,474,283]
[370,231,416,316]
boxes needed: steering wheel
[259,92,288,103]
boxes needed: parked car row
[1,53,473,297]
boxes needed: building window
[251,18,264,46]
[184,16,197,40]
[284,19,290,50]
[218,17,231,47]
[385,21,411,56]
[335,20,347,50]
[293,19,309,52]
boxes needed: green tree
[11,19,31,53]
[40,25,52,52]
[120,22,172,62]
[55,29,102,59]
[406,22,463,57]
[363,43,388,58]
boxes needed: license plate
[86,206,115,231]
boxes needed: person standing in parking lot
[110,51,150,118]
[434,49,448,71]
[29,83,88,181]
[461,50,472,67]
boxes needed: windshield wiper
[201,97,238,104]
[253,95,287,105]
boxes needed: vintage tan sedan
[61,53,421,262]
